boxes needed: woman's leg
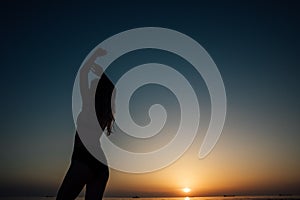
[56,160,90,200]
[85,166,109,200]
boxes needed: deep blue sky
[0,0,299,197]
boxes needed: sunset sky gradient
[0,0,299,197]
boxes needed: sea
[0,196,299,200]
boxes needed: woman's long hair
[95,73,115,135]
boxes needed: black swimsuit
[72,132,108,175]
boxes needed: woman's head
[95,73,115,135]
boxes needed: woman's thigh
[85,166,109,200]
[56,160,91,200]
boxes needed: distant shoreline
[1,195,300,199]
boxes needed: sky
[0,0,300,197]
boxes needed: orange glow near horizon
[183,187,191,193]
[104,129,300,197]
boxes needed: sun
[182,187,191,193]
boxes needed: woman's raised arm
[79,48,107,106]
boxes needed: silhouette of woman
[57,48,115,200]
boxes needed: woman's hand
[90,48,106,76]
[94,48,107,57]
[90,48,107,60]
[81,48,107,73]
